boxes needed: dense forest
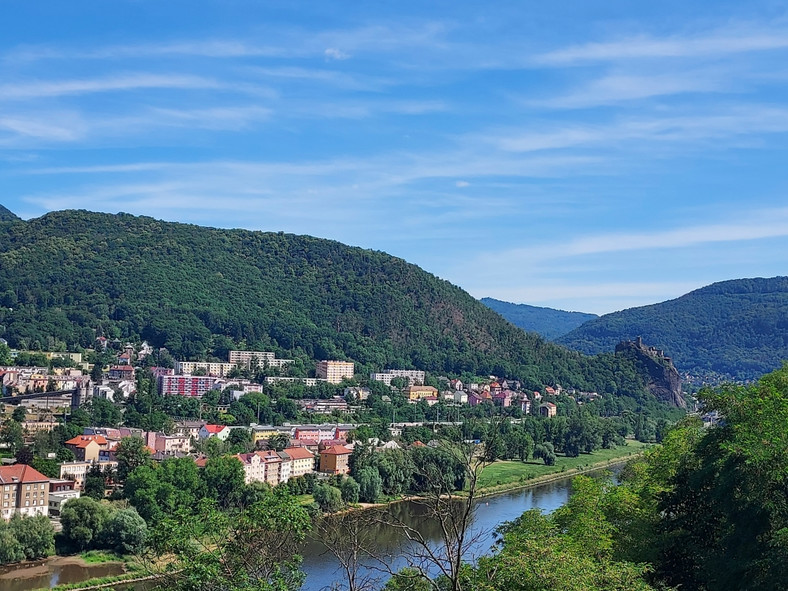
[0,208,657,402]
[558,277,788,381]
[481,298,598,340]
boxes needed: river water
[0,471,600,591]
[299,474,578,591]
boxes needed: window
[25,501,29,506]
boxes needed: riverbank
[474,440,651,496]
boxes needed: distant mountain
[558,277,788,381]
[0,205,20,222]
[0,208,664,403]
[481,298,598,340]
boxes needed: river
[299,474,581,591]
[0,471,602,591]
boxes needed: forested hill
[0,207,659,400]
[0,205,20,222]
[558,277,788,381]
[481,297,598,340]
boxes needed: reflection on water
[0,560,126,591]
[299,475,577,591]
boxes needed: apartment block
[0,465,51,520]
[174,361,236,377]
[316,360,355,384]
[228,351,293,368]
[158,374,218,397]
[370,369,426,386]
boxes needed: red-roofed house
[0,465,51,520]
[540,402,557,418]
[199,424,231,441]
[65,435,108,462]
[318,445,351,475]
[109,365,135,381]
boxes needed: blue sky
[2,1,788,314]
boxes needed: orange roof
[411,441,426,447]
[0,464,50,484]
[320,445,351,455]
[283,447,315,461]
[65,435,107,448]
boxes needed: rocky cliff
[615,337,686,408]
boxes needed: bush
[339,477,360,504]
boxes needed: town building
[405,385,439,402]
[315,360,354,384]
[228,351,293,369]
[284,447,315,478]
[264,376,323,386]
[0,465,51,520]
[158,374,218,397]
[318,445,352,475]
[198,424,232,441]
[539,402,557,417]
[48,480,80,517]
[64,435,108,462]
[108,365,135,381]
[370,370,426,386]
[174,361,236,377]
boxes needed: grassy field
[477,440,651,490]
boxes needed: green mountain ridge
[0,204,21,222]
[558,277,788,381]
[481,297,598,340]
[0,207,658,403]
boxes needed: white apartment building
[228,351,293,368]
[175,361,236,377]
[316,360,355,384]
[370,369,426,386]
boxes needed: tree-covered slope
[0,205,20,223]
[481,297,598,340]
[0,208,657,399]
[558,277,788,381]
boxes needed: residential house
[277,451,292,483]
[199,424,232,441]
[108,365,135,381]
[315,360,355,384]
[48,480,79,517]
[235,453,265,485]
[0,464,51,520]
[539,402,557,418]
[318,445,351,475]
[65,435,108,462]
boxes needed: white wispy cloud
[490,106,788,152]
[534,27,788,65]
[324,48,350,60]
[0,73,220,100]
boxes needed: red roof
[411,440,426,447]
[203,424,225,433]
[0,464,50,484]
[320,445,351,456]
[110,365,134,371]
[284,447,315,461]
[65,435,107,448]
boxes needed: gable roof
[0,464,50,484]
[65,435,107,448]
[320,445,351,455]
[283,447,315,461]
[202,424,226,433]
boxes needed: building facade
[315,360,355,384]
[0,465,51,520]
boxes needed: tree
[60,497,111,551]
[102,508,147,554]
[202,456,245,508]
[381,441,490,591]
[313,483,344,513]
[15,446,34,465]
[227,428,253,453]
[533,442,557,466]
[357,466,383,503]
[340,476,360,504]
[83,465,107,500]
[268,432,290,452]
[314,511,380,591]
[145,490,311,591]
[115,436,152,482]
[31,457,60,479]
[87,397,122,427]
[90,362,104,383]
[1,420,24,455]
[7,514,55,560]
[11,405,26,422]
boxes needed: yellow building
[405,385,439,401]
